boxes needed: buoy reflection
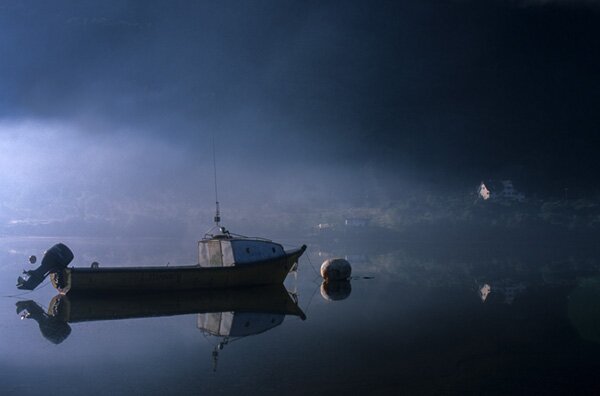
[320,280,352,301]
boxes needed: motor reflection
[16,300,72,344]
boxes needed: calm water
[1,235,600,395]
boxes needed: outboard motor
[16,243,74,291]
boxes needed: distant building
[317,223,334,230]
[478,182,491,200]
[344,218,369,227]
[478,281,526,304]
[478,180,524,202]
[500,180,524,201]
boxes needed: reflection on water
[479,283,491,302]
[16,300,72,344]
[320,280,352,301]
[198,308,294,371]
[569,277,600,344]
[16,285,305,369]
[3,237,600,394]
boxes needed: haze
[1,0,599,238]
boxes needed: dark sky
[1,0,599,199]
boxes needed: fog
[0,118,413,238]
[1,0,600,239]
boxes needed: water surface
[1,236,600,395]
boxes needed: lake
[1,235,600,395]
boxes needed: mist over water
[0,118,431,241]
[2,235,600,395]
[2,1,600,394]
[2,0,600,242]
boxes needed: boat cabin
[198,236,285,267]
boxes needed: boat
[16,234,306,293]
[16,145,306,293]
[16,284,305,344]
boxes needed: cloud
[1,1,600,193]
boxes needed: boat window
[246,247,250,254]
[272,247,276,253]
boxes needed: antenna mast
[212,136,221,227]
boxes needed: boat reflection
[199,308,295,371]
[16,285,306,348]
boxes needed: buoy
[320,258,351,281]
[320,280,352,301]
